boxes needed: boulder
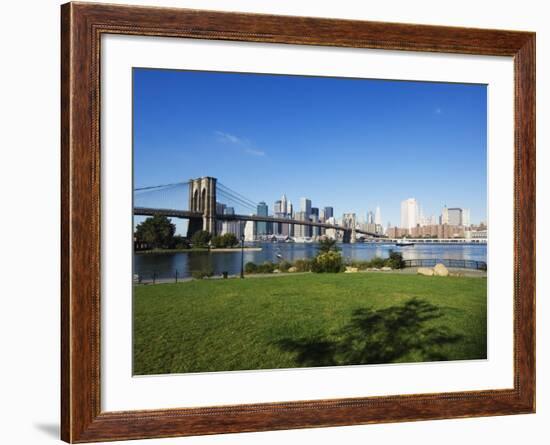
[345,266,358,273]
[433,263,449,277]
[381,266,392,271]
[288,266,298,273]
[417,267,434,276]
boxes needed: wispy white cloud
[244,148,266,157]
[214,131,266,157]
[215,131,242,144]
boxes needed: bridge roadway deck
[133,207,379,237]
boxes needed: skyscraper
[281,194,288,215]
[300,198,312,217]
[324,206,334,220]
[400,198,419,230]
[440,205,449,225]
[367,210,374,224]
[462,208,471,227]
[256,201,268,236]
[375,206,382,226]
[448,208,462,226]
[294,211,309,238]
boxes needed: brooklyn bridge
[134,176,380,243]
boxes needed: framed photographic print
[61,2,535,442]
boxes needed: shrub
[293,258,313,272]
[386,250,405,269]
[245,261,258,274]
[278,260,292,272]
[312,251,345,273]
[369,257,386,268]
[191,266,214,279]
[172,235,190,249]
[256,261,276,274]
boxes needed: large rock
[417,267,434,276]
[381,266,392,271]
[345,266,358,273]
[433,263,449,276]
[288,266,298,273]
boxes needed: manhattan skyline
[134,68,487,226]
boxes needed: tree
[171,235,190,249]
[318,238,340,254]
[312,251,344,273]
[211,233,239,248]
[134,215,175,249]
[386,250,405,269]
[190,230,211,248]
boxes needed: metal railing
[402,259,487,271]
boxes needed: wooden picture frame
[61,2,535,442]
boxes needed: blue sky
[133,68,487,227]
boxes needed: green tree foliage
[171,235,190,249]
[211,233,239,248]
[312,251,345,273]
[135,215,175,249]
[317,238,340,254]
[386,250,405,269]
[190,230,212,248]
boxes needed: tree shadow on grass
[276,298,463,367]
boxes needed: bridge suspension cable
[217,182,259,208]
[134,181,190,192]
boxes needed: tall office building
[448,208,462,226]
[294,211,309,238]
[440,205,449,225]
[300,197,312,217]
[281,194,288,215]
[375,206,382,226]
[462,208,471,227]
[256,201,268,236]
[324,206,334,220]
[274,200,282,214]
[400,198,419,230]
[367,210,374,224]
[310,213,320,238]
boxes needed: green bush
[346,260,371,270]
[172,235,190,249]
[278,260,292,272]
[257,261,276,274]
[369,257,386,268]
[312,251,345,273]
[386,250,405,269]
[293,258,313,272]
[245,262,258,274]
[245,261,276,274]
[191,266,214,279]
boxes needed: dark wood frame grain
[61,2,536,442]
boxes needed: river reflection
[134,242,487,280]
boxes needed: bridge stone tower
[342,213,357,244]
[187,177,217,237]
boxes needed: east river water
[134,242,487,280]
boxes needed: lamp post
[240,233,245,278]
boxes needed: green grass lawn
[133,273,487,375]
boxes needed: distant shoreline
[135,247,262,254]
